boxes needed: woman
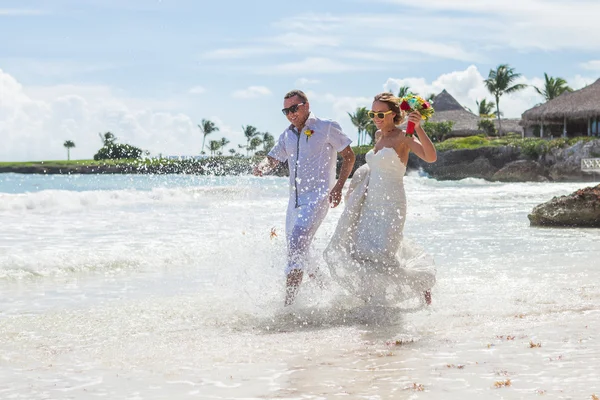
[324,92,437,306]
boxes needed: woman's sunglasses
[281,102,306,116]
[368,110,393,119]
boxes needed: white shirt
[269,113,352,208]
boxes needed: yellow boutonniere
[304,129,314,142]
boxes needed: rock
[419,146,521,180]
[492,160,549,182]
[528,184,600,227]
[545,139,600,181]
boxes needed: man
[253,89,355,306]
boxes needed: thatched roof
[427,89,522,135]
[522,77,600,121]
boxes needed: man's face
[282,95,309,127]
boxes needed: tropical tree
[220,137,230,153]
[207,140,221,156]
[365,120,378,145]
[94,143,142,160]
[484,64,527,134]
[242,125,259,156]
[397,85,411,98]
[229,148,236,156]
[199,119,219,155]
[248,137,263,156]
[63,140,75,161]
[262,132,275,152]
[475,99,497,118]
[347,107,370,146]
[534,73,573,102]
[98,132,116,146]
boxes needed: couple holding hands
[253,89,437,307]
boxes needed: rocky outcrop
[544,139,600,181]
[528,184,600,227]
[416,146,521,180]
[492,160,549,182]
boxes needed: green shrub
[435,135,491,151]
[94,143,143,160]
[477,119,496,136]
[423,121,455,142]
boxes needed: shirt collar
[289,113,317,133]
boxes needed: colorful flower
[399,94,436,136]
[304,129,314,141]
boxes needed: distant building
[425,89,522,137]
[521,78,600,138]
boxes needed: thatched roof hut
[521,78,600,137]
[523,78,600,121]
[425,89,522,137]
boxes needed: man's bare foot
[284,269,304,306]
[424,290,432,305]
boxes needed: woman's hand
[407,111,422,129]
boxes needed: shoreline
[2,139,600,183]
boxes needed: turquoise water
[1,172,599,399]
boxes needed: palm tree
[220,137,230,153]
[534,73,573,102]
[262,132,275,152]
[229,148,236,156]
[347,107,370,146]
[248,136,263,156]
[484,64,527,134]
[199,119,219,155]
[63,140,75,160]
[242,125,259,156]
[475,99,497,118]
[98,132,116,146]
[365,120,378,145]
[207,140,221,156]
[397,85,411,98]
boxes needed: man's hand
[329,184,343,208]
[252,165,264,176]
[253,156,280,177]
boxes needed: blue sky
[1,0,600,161]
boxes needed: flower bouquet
[399,94,435,136]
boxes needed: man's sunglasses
[281,102,306,116]
[368,110,393,119]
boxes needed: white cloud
[378,0,600,52]
[581,60,600,71]
[269,33,341,50]
[259,57,372,75]
[0,68,202,161]
[0,58,119,78]
[231,86,272,99]
[203,47,285,60]
[188,86,206,94]
[295,78,321,86]
[382,65,596,119]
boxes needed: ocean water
[1,172,599,399]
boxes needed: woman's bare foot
[424,290,432,305]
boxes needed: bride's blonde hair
[373,92,406,125]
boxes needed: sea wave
[0,184,285,212]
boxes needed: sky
[1,0,600,161]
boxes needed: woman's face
[370,100,395,129]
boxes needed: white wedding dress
[324,147,436,305]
